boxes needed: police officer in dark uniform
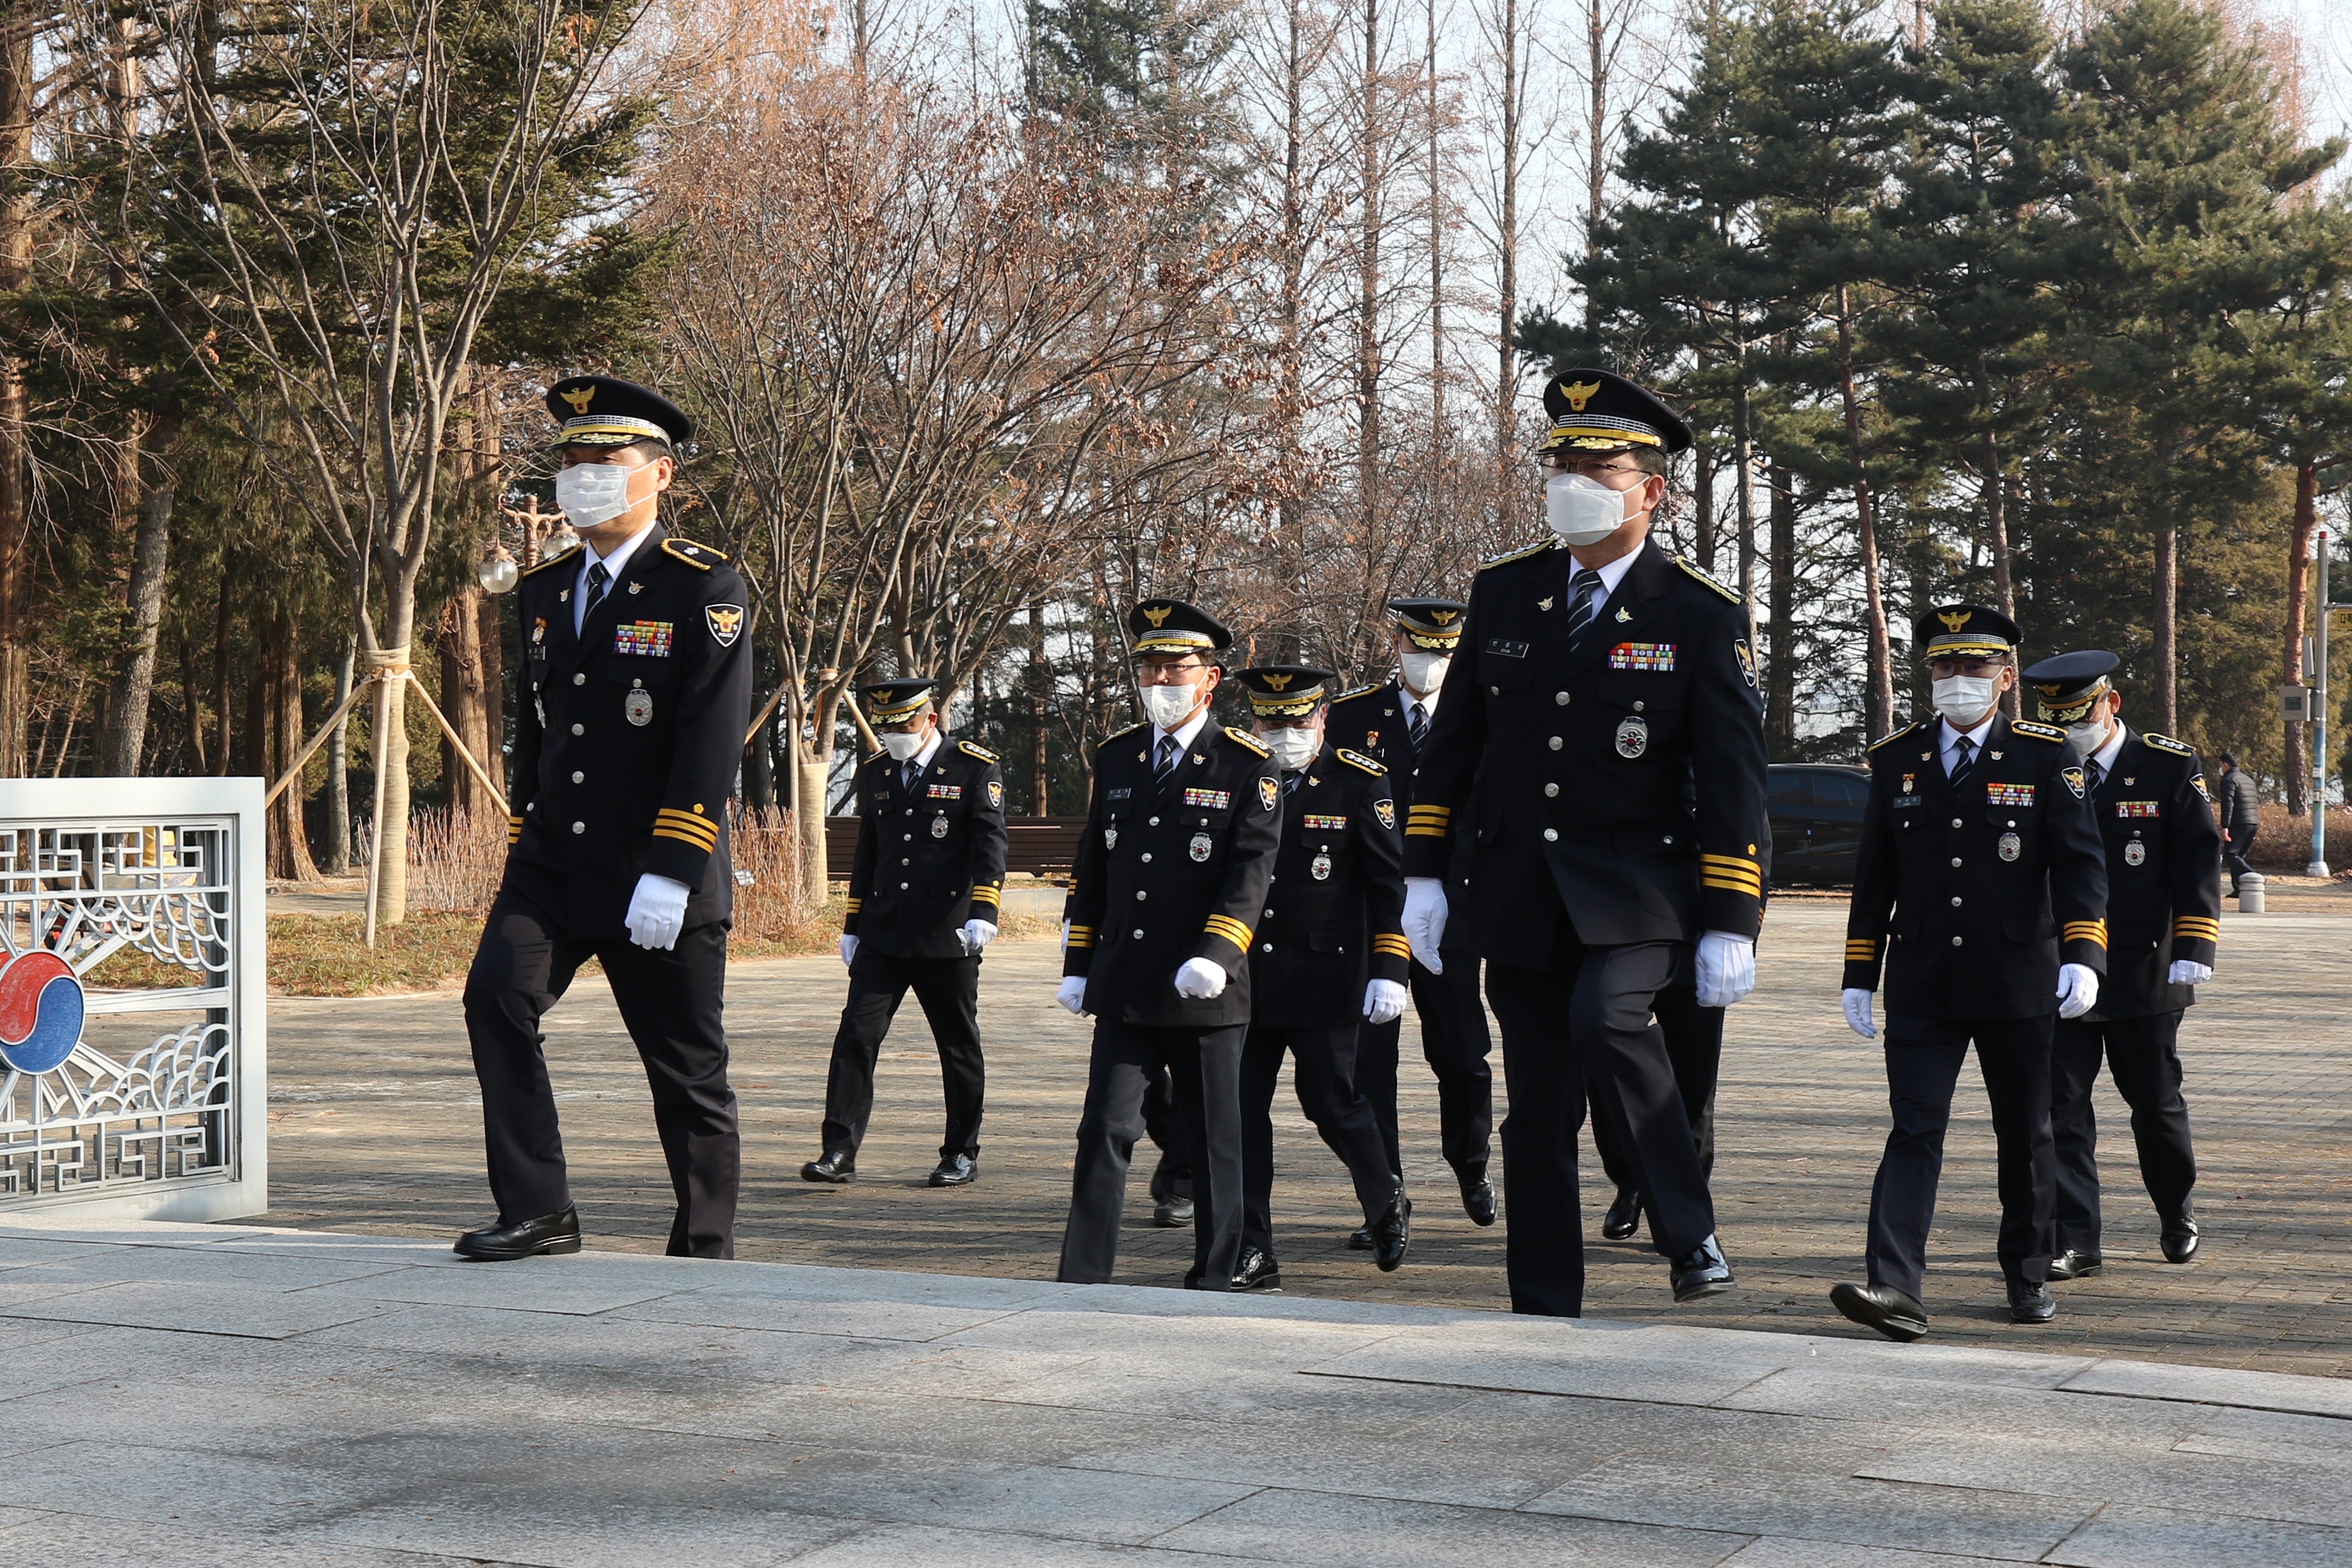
[459,375,752,1261]
[1400,369,1768,1317]
[1231,665,1414,1289]
[801,677,1008,1188]
[2019,651,2220,1276]
[1833,606,2110,1340]
[1056,600,1283,1290]
[1328,602,1498,1232]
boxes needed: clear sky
[2272,0,2350,150]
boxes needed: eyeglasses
[1540,456,1649,481]
[1134,659,1209,685]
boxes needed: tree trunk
[439,588,488,815]
[1029,598,1048,814]
[0,0,30,776]
[1766,458,1796,757]
[2151,442,2178,736]
[176,619,206,772]
[1834,292,1892,739]
[1356,0,1382,543]
[2284,459,2316,816]
[322,632,355,872]
[1980,433,2013,619]
[1731,375,1758,649]
[369,574,420,928]
[211,564,234,774]
[1493,0,1519,510]
[100,419,179,775]
[274,609,318,880]
[477,585,505,802]
[1691,442,1716,574]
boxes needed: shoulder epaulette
[1866,722,1921,753]
[1224,725,1272,758]
[1481,539,1556,570]
[2142,733,2196,758]
[660,537,724,571]
[1675,555,1744,604]
[521,543,582,579]
[864,748,887,765]
[2011,720,2066,742]
[1332,684,1383,704]
[1336,747,1386,776]
[1098,722,1144,747]
[956,740,999,764]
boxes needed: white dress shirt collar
[1937,711,1997,775]
[2088,722,2128,778]
[1153,704,1213,760]
[574,525,653,634]
[1565,541,1644,603]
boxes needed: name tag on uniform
[927,784,962,799]
[1484,638,1529,658]
[1986,782,2035,807]
[614,621,673,656]
[1302,814,1346,830]
[1890,794,1922,808]
[1183,788,1231,810]
[1607,642,1676,672]
[1108,787,1133,800]
[2115,801,2159,817]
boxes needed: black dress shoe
[2161,1216,2200,1263]
[1232,1246,1283,1292]
[1829,1280,1929,1342]
[2009,1280,2057,1324]
[1669,1233,1734,1301]
[1346,1225,1374,1250]
[1153,1196,1194,1227]
[1459,1174,1499,1227]
[1371,1191,1412,1272]
[928,1154,977,1187]
[2047,1247,2102,1281]
[1602,1186,1643,1241]
[454,1206,581,1262]
[800,1150,857,1184]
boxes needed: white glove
[2168,959,2212,986]
[1056,975,1090,1016]
[1694,931,1756,1008]
[1402,877,1448,974]
[1363,978,1408,1024]
[1842,987,1876,1040]
[839,934,858,967]
[2056,962,2100,1020]
[960,919,997,954]
[624,873,691,951]
[1173,956,1228,999]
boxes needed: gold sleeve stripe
[2062,920,2108,946]
[1700,863,1763,886]
[1066,931,1093,949]
[1702,873,1762,897]
[970,884,1002,907]
[2172,917,2220,939]
[654,809,720,845]
[1700,853,1761,870]
[1203,914,1254,947]
[1406,804,1452,820]
[1844,940,1877,959]
[845,898,862,913]
[507,815,523,844]
[1406,825,1451,838]
[1372,934,1413,957]
[654,822,720,850]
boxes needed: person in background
[2213,753,2259,896]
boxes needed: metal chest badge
[2125,838,2146,866]
[1104,827,1118,851]
[624,687,653,726]
[1615,714,1649,759]
[931,815,949,839]
[1998,830,2021,862]
[1189,832,1214,863]
[1311,853,1332,881]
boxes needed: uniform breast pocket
[1481,640,1535,693]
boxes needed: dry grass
[2253,802,2352,875]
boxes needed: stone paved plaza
[256,900,2352,1375]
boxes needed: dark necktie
[2087,759,2106,793]
[1154,733,1179,783]
[1284,772,1301,796]
[1408,700,1429,751]
[582,559,610,623]
[901,760,919,795]
[1564,568,1602,650]
[1949,734,1976,789]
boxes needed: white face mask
[554,461,640,530]
[2065,715,2115,758]
[1545,472,1635,546]
[1260,726,1322,773]
[1932,674,2002,727]
[1399,649,1450,694]
[1138,679,1204,732]
[881,730,927,762]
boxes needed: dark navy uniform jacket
[2079,728,2222,1021]
[843,738,1010,960]
[1063,720,1283,1028]
[1327,679,1478,954]
[503,525,753,939]
[1842,715,2111,1020]
[1246,745,1411,1030]
[1401,538,1770,965]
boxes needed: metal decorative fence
[0,779,266,1222]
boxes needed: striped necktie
[1563,567,1602,650]
[1948,734,1976,789]
[1407,700,1428,751]
[1154,733,1179,782]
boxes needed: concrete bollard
[2238,871,2265,913]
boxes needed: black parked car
[1765,763,1871,886]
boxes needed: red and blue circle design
[0,951,84,1075]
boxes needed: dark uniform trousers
[1058,1020,1246,1290]
[820,950,985,1161]
[1144,1066,1192,1200]
[1243,1024,1396,1256]
[1868,1017,2056,1300]
[1482,918,1717,1317]
[1355,953,1494,1182]
[464,891,740,1258]
[1589,984,1721,1196]
[2050,1012,2196,1250]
